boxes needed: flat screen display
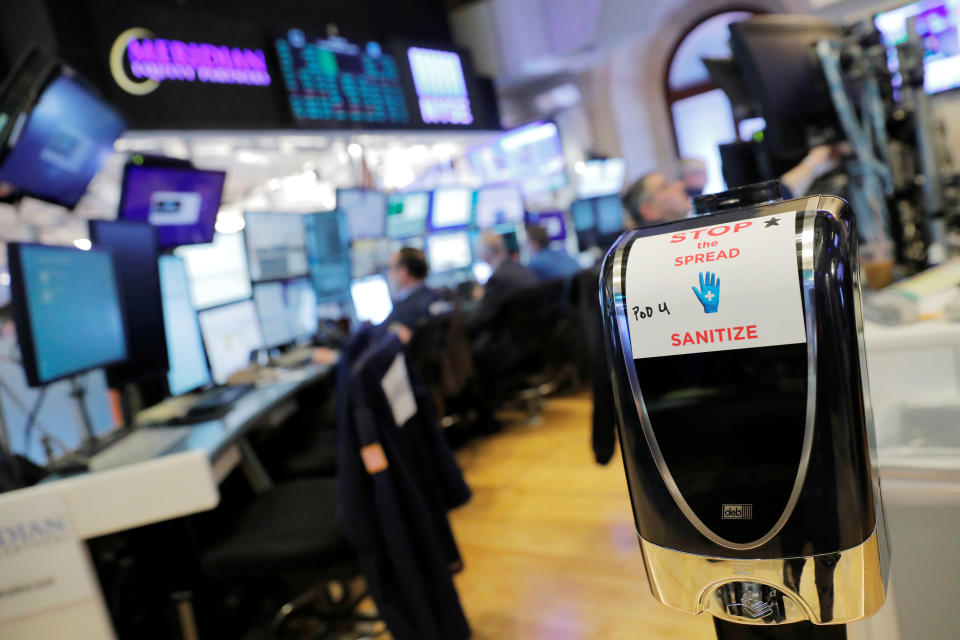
[244,212,308,282]
[285,278,318,339]
[275,29,410,126]
[875,0,960,94]
[577,158,626,198]
[407,46,473,126]
[338,188,387,240]
[253,281,295,349]
[304,210,351,301]
[525,210,567,242]
[595,195,625,235]
[8,244,127,386]
[475,185,524,229]
[571,198,597,231]
[0,73,125,207]
[158,256,212,396]
[426,231,473,273]
[351,238,391,279]
[386,192,430,238]
[197,299,265,385]
[350,274,393,325]
[174,231,252,310]
[429,187,473,230]
[468,121,566,195]
[118,164,226,248]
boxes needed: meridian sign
[110,27,271,96]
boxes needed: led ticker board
[407,47,473,126]
[275,29,410,126]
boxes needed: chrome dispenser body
[599,195,888,625]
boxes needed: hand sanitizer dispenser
[599,182,889,626]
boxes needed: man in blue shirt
[526,225,581,282]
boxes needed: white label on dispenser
[624,212,806,359]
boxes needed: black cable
[22,386,46,461]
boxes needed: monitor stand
[69,376,97,444]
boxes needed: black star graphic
[764,217,780,228]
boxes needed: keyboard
[88,427,191,472]
[273,346,317,369]
[187,384,254,417]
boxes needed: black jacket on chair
[337,330,471,640]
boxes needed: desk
[0,363,334,640]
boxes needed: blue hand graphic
[692,271,720,313]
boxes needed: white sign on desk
[0,491,96,622]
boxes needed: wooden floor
[447,391,715,639]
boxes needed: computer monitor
[338,189,387,240]
[197,300,265,385]
[350,274,393,325]
[118,163,226,248]
[571,198,597,232]
[89,220,168,386]
[244,211,309,282]
[386,192,431,238]
[525,211,567,243]
[875,1,960,94]
[351,238,391,279]
[0,334,114,463]
[595,195,626,235]
[158,256,213,396]
[426,231,473,273]
[174,231,253,310]
[303,211,351,301]
[0,70,125,208]
[253,281,295,349]
[475,185,524,229]
[285,278,318,339]
[576,158,626,199]
[8,243,128,387]
[429,187,473,230]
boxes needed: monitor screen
[475,186,524,229]
[429,187,473,230]
[285,278,318,339]
[118,164,226,248]
[0,73,125,208]
[386,192,431,238]
[577,158,626,198]
[350,274,393,325]
[244,211,309,282]
[407,46,474,126]
[174,232,253,310]
[0,334,114,463]
[351,238,391,279]
[89,220,168,386]
[275,30,410,127]
[875,0,960,94]
[526,211,567,242]
[197,299,265,385]
[304,211,351,301]
[595,195,625,235]
[571,199,597,231]
[468,121,566,195]
[253,281,295,348]
[338,189,387,240]
[426,231,473,273]
[8,243,128,387]
[158,256,212,396]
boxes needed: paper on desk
[381,354,416,428]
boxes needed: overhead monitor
[118,163,226,248]
[875,1,960,94]
[244,211,309,282]
[8,243,127,387]
[429,187,473,230]
[0,334,114,463]
[468,121,566,194]
[385,191,430,238]
[197,299,265,385]
[285,278,318,339]
[571,198,597,231]
[304,210,351,301]
[350,274,393,325]
[275,30,410,127]
[475,185,524,229]
[577,158,626,199]
[406,46,474,126]
[595,195,626,235]
[253,281,295,349]
[0,70,125,208]
[351,238,391,279]
[158,256,212,396]
[337,189,387,240]
[426,231,473,273]
[174,231,252,310]
[525,210,567,243]
[89,220,168,386]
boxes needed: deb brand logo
[0,514,69,556]
[109,27,272,96]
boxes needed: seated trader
[621,171,692,229]
[526,225,580,282]
[470,232,539,328]
[383,247,438,332]
[678,157,709,197]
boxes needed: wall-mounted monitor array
[875,0,960,94]
[386,191,431,239]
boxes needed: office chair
[406,307,475,430]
